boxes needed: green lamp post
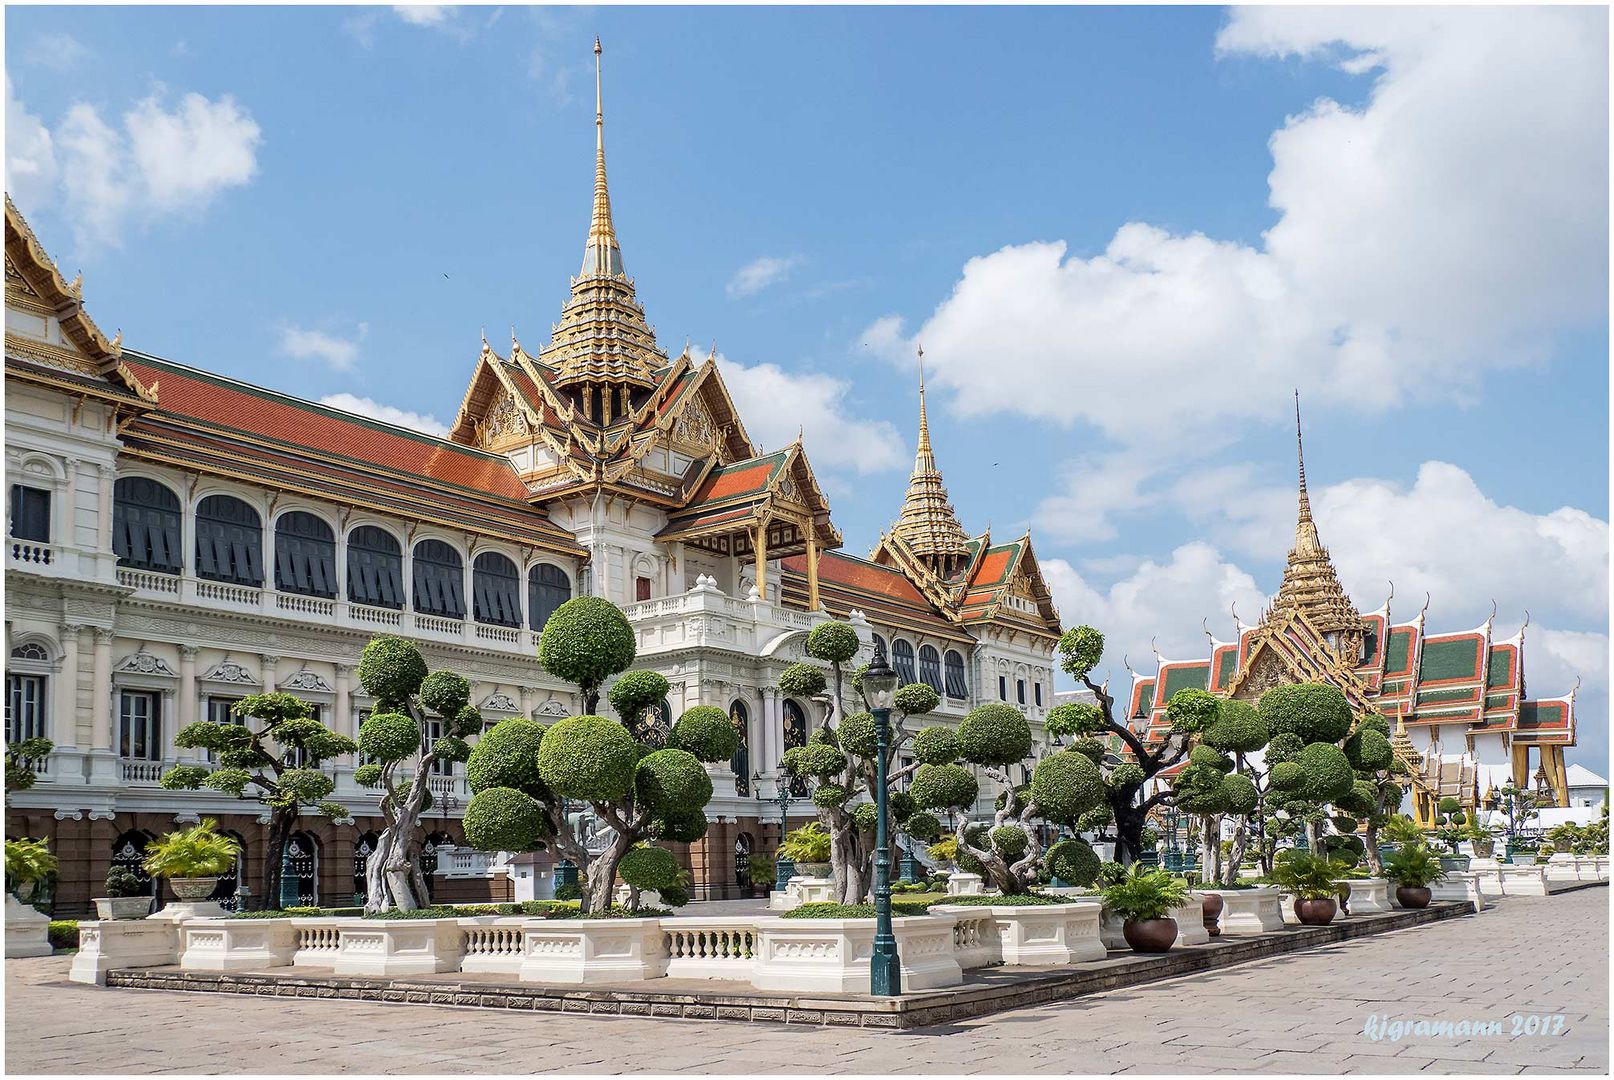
[862,648,903,997]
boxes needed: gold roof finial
[581,36,622,279]
[891,343,971,575]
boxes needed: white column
[174,644,198,761]
[95,464,114,556]
[761,686,780,775]
[261,654,279,694]
[334,663,353,738]
[52,624,82,749]
[90,628,114,751]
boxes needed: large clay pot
[1472,839,1495,859]
[169,876,222,901]
[1395,886,1432,909]
[1122,917,1178,953]
[1293,897,1337,925]
[1201,892,1224,937]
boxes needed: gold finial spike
[1294,388,1312,523]
[1202,618,1215,646]
[580,36,622,278]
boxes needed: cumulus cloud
[10,82,262,247]
[864,8,1606,448]
[25,33,91,72]
[392,5,452,26]
[318,393,449,437]
[727,255,802,299]
[277,323,368,373]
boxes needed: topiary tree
[1193,697,1271,884]
[537,596,637,714]
[1053,626,1199,863]
[608,670,672,746]
[1339,711,1402,872]
[349,636,485,913]
[1431,795,1469,853]
[1256,682,1357,854]
[160,693,355,909]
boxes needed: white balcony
[8,539,54,569]
[622,578,828,657]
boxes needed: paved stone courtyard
[7,889,1607,1074]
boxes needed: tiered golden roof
[890,352,972,578]
[541,39,664,403]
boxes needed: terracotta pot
[1293,897,1337,925]
[1395,886,1432,909]
[1122,917,1178,953]
[1201,892,1224,937]
[169,876,222,901]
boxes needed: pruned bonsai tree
[461,596,732,912]
[349,636,484,913]
[1170,694,1267,885]
[1255,682,1357,854]
[160,692,355,908]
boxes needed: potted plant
[5,837,57,905]
[747,852,776,897]
[1431,798,1472,870]
[778,822,833,879]
[1466,821,1499,860]
[142,820,241,901]
[1100,866,1190,953]
[96,866,153,920]
[1383,843,1447,908]
[1268,851,1344,925]
[1379,814,1421,864]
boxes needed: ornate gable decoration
[116,652,177,677]
[281,669,334,693]
[481,691,521,713]
[202,659,258,685]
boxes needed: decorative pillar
[87,627,118,781]
[174,645,198,761]
[261,655,279,694]
[95,463,114,558]
[806,533,820,611]
[334,664,353,739]
[760,686,779,774]
[54,624,83,749]
[753,518,769,596]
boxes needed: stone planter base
[1428,871,1488,911]
[945,872,985,896]
[180,918,298,972]
[1168,895,1209,947]
[148,901,229,923]
[70,920,181,984]
[933,900,1104,967]
[766,876,834,911]
[518,918,665,985]
[752,915,962,993]
[94,896,154,920]
[333,919,465,977]
[1339,878,1392,915]
[4,894,51,958]
[1203,887,1284,935]
[1099,910,1128,951]
[1498,865,1551,896]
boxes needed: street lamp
[754,769,795,891]
[862,649,902,997]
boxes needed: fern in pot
[1382,843,1447,909]
[1268,851,1346,925]
[142,820,240,901]
[1100,866,1190,953]
[5,837,57,904]
[778,822,833,878]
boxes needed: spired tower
[539,38,666,425]
[889,350,972,580]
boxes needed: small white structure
[933,900,1105,966]
[1204,887,1284,935]
[1169,894,1210,947]
[751,914,961,992]
[181,919,297,971]
[4,894,52,958]
[1428,872,1487,911]
[70,920,181,985]
[766,875,835,911]
[944,872,985,896]
[1340,878,1392,915]
[1564,764,1608,809]
[518,918,665,985]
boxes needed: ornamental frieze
[281,669,334,693]
[114,652,177,677]
[201,660,258,685]
[480,692,521,713]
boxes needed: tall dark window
[195,494,264,586]
[9,485,50,542]
[1034,683,1043,707]
[472,552,521,627]
[892,639,916,685]
[347,526,403,609]
[917,645,942,692]
[274,511,336,598]
[6,673,47,742]
[412,539,465,619]
[871,634,888,664]
[944,650,968,699]
[782,699,809,797]
[528,564,571,631]
[426,717,453,776]
[730,699,750,797]
[1016,679,1027,706]
[113,477,182,574]
[998,675,1008,701]
[119,690,161,759]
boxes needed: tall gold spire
[581,36,623,278]
[1267,390,1366,654]
[892,346,971,577]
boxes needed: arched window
[528,564,571,631]
[348,526,403,609]
[113,477,182,574]
[472,552,522,627]
[6,643,49,743]
[274,511,336,598]
[917,644,942,692]
[871,633,889,665]
[944,650,969,699]
[412,539,465,619]
[735,832,754,891]
[892,639,916,685]
[353,830,380,905]
[283,832,319,907]
[195,494,263,586]
[782,699,809,797]
[208,830,246,911]
[730,699,750,797]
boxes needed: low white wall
[1204,887,1284,935]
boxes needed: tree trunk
[584,827,636,914]
[1113,797,1149,865]
[261,810,295,911]
[1224,815,1249,886]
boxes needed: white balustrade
[9,540,54,568]
[120,758,167,783]
[196,579,262,606]
[117,567,181,594]
[276,593,336,618]
[415,613,465,637]
[663,920,758,979]
[474,623,520,645]
[351,603,404,627]
[292,921,343,966]
[460,918,527,974]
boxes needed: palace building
[3,43,1064,915]
[1123,401,1578,825]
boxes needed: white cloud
[12,83,262,247]
[318,393,449,437]
[706,351,906,476]
[864,8,1605,448]
[278,323,368,373]
[392,5,451,26]
[26,33,91,72]
[727,255,802,299]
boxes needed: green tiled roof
[1419,636,1482,682]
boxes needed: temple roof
[889,358,970,568]
[779,550,971,643]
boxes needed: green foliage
[4,736,54,794]
[942,892,1074,906]
[202,768,252,797]
[782,900,935,919]
[1029,750,1105,823]
[889,791,917,822]
[536,715,639,800]
[466,718,548,798]
[619,845,683,892]
[893,682,940,717]
[1335,779,1381,817]
[1343,729,1393,772]
[418,671,471,717]
[607,670,670,726]
[104,866,145,898]
[1258,682,1352,744]
[1189,744,1234,772]
[850,801,878,834]
[433,736,471,764]
[634,748,713,815]
[648,808,709,843]
[1265,732,1306,764]
[1100,866,1190,922]
[1046,837,1101,886]
[553,883,582,902]
[463,787,549,851]
[805,621,860,665]
[235,691,314,726]
[1201,699,1269,753]
[911,762,979,811]
[927,836,958,864]
[1109,762,1145,789]
[357,711,421,763]
[1358,713,1391,736]
[837,711,877,756]
[1382,814,1423,845]
[903,811,943,843]
[1173,763,1230,815]
[1270,760,1304,789]
[1296,742,1355,802]
[357,636,429,701]
[789,741,848,779]
[1046,702,1105,739]
[778,822,833,863]
[1269,851,1348,899]
[1221,772,1260,815]
[667,705,738,762]
[1438,796,1462,814]
[275,769,336,806]
[48,920,78,951]
[990,824,1029,860]
[159,764,212,790]
[778,662,827,699]
[1070,737,1107,764]
[537,597,637,694]
[1382,843,1447,888]
[141,820,239,878]
[812,784,851,807]
[5,838,56,885]
[911,726,960,765]
[957,702,1032,767]
[1057,625,1105,679]
[1166,688,1220,734]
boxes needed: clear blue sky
[8,6,1607,768]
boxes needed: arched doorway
[421,831,454,903]
[782,699,809,797]
[282,832,319,908]
[729,699,750,797]
[735,832,754,893]
[353,830,380,906]
[207,830,246,911]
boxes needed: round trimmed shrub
[634,748,712,814]
[893,682,940,717]
[806,621,860,665]
[778,662,827,699]
[1296,741,1355,802]
[851,801,878,834]
[1358,712,1391,736]
[1333,815,1360,834]
[538,597,637,690]
[1109,762,1146,789]
[450,705,483,739]
[466,718,547,797]
[1069,737,1107,764]
[649,809,709,843]
[1201,699,1268,753]
[607,670,671,724]
[794,741,848,779]
[1173,765,1229,814]
[1166,688,1220,734]
[357,711,420,763]
[1190,744,1234,772]
[419,671,470,718]
[911,763,979,811]
[1258,682,1352,744]
[1344,729,1393,772]
[357,636,428,702]
[1046,701,1105,738]
[837,712,878,757]
[1438,795,1462,814]
[353,763,384,788]
[957,703,1032,767]
[668,705,738,763]
[619,845,682,892]
[1057,625,1104,678]
[903,811,943,843]
[912,726,960,765]
[1270,760,1305,789]
[809,726,839,747]
[1265,732,1306,764]
[990,824,1028,860]
[463,787,547,851]
[889,791,917,822]
[1222,772,1260,815]
[812,784,852,808]
[1029,750,1105,823]
[1046,837,1101,886]
[433,735,471,764]
[536,715,638,800]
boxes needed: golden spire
[892,345,971,577]
[581,36,623,278]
